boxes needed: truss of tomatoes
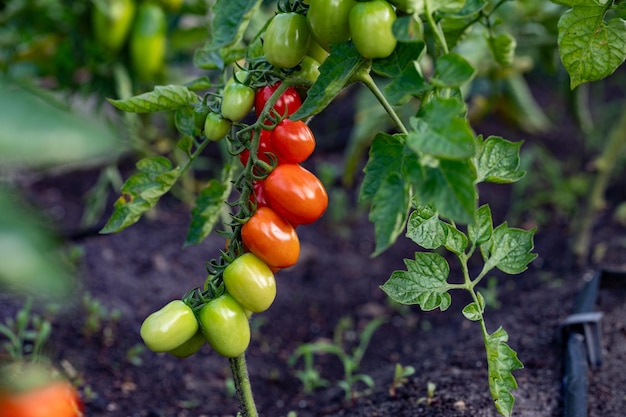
[140,83,328,360]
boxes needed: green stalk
[229,354,259,417]
[359,72,408,134]
[573,109,626,264]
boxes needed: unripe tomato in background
[306,0,357,51]
[199,294,251,358]
[223,252,277,312]
[140,300,198,353]
[307,38,329,64]
[130,3,167,81]
[349,0,397,59]
[242,207,300,269]
[264,164,328,225]
[204,111,231,141]
[221,80,256,122]
[159,0,184,13]
[0,361,83,417]
[263,12,311,69]
[92,0,136,54]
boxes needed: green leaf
[291,42,367,120]
[488,32,517,67]
[415,159,477,224]
[475,136,525,184]
[558,3,626,88]
[468,204,493,245]
[184,76,214,91]
[359,133,405,203]
[380,252,451,311]
[108,85,199,113]
[407,96,476,159]
[205,0,261,51]
[483,223,537,274]
[406,205,446,249]
[0,81,122,168]
[369,174,412,256]
[100,157,181,234]
[193,48,224,71]
[485,327,524,417]
[384,67,430,105]
[443,223,467,255]
[392,16,424,42]
[176,135,194,157]
[462,301,483,321]
[430,53,476,88]
[372,42,425,77]
[185,164,235,246]
[175,106,196,136]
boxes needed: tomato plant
[349,0,397,59]
[204,112,232,141]
[140,300,199,353]
[221,79,256,122]
[241,206,300,268]
[271,119,316,163]
[264,164,329,225]
[198,294,251,358]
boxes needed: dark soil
[3,76,626,417]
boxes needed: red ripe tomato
[241,206,300,269]
[254,83,302,121]
[271,119,316,163]
[264,164,328,225]
[250,180,268,208]
[239,129,275,166]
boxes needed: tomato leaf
[196,0,262,51]
[430,53,476,88]
[100,157,181,234]
[468,204,493,245]
[462,301,483,321]
[406,205,446,249]
[443,223,467,255]
[557,2,626,88]
[380,252,451,311]
[414,158,477,224]
[481,223,537,274]
[392,16,424,42]
[185,164,235,246]
[359,133,405,203]
[369,173,412,257]
[372,42,429,105]
[485,327,524,417]
[290,42,366,121]
[406,96,475,159]
[108,85,199,113]
[475,136,525,184]
[384,67,430,105]
[175,106,196,136]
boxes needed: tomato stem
[229,354,259,417]
[359,72,409,135]
[424,1,449,55]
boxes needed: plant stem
[359,72,408,134]
[425,0,449,55]
[573,109,626,264]
[229,354,259,417]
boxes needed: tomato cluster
[141,83,327,359]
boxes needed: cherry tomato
[92,0,136,54]
[264,12,311,69]
[0,362,82,417]
[239,129,275,166]
[254,83,302,120]
[250,180,268,208]
[130,3,166,80]
[307,37,330,64]
[221,80,256,122]
[306,0,357,51]
[204,111,231,141]
[140,300,199,353]
[168,330,205,358]
[223,252,277,312]
[264,164,328,225]
[271,119,316,163]
[199,294,250,358]
[242,207,300,269]
[292,56,321,85]
[349,0,397,59]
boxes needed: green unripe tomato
[140,300,198,353]
[92,0,136,53]
[159,0,184,13]
[307,37,330,64]
[199,294,250,358]
[306,0,357,51]
[130,3,167,81]
[221,81,255,122]
[387,0,423,14]
[204,112,231,141]
[168,330,205,358]
[349,0,397,59]
[292,56,321,84]
[223,253,276,313]
[264,12,311,69]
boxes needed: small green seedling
[417,381,437,406]
[389,363,415,397]
[0,298,51,360]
